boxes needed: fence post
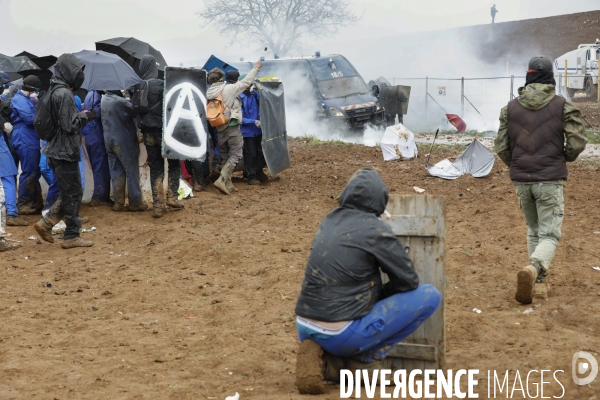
[597,64,599,103]
[510,75,514,100]
[425,76,429,120]
[461,77,464,118]
[564,60,568,97]
[558,73,562,95]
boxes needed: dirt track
[1,139,599,399]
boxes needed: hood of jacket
[139,55,158,80]
[517,83,556,111]
[338,168,388,216]
[206,82,225,100]
[54,53,85,88]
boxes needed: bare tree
[198,0,360,57]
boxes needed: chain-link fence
[391,73,598,133]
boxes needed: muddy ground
[1,139,599,399]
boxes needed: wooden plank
[381,215,440,237]
[387,343,438,362]
[382,195,446,374]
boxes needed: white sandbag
[380,123,418,161]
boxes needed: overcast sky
[1,0,598,66]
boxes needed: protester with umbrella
[11,75,43,214]
[82,90,111,207]
[0,73,28,231]
[34,54,96,249]
[95,37,167,78]
[136,55,183,218]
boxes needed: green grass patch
[301,135,349,147]
[584,130,600,144]
[436,129,496,138]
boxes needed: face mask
[73,71,85,91]
[30,92,38,99]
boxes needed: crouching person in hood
[294,168,441,393]
[206,61,261,195]
[34,54,96,249]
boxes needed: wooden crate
[381,194,446,370]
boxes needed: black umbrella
[95,37,167,78]
[0,53,40,81]
[20,55,58,92]
[49,50,142,91]
[15,51,38,59]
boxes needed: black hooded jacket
[136,55,163,142]
[42,54,89,162]
[295,168,419,322]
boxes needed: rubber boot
[166,195,185,209]
[322,353,346,383]
[533,275,550,300]
[213,162,234,195]
[256,169,269,183]
[152,206,166,218]
[7,216,28,226]
[226,177,238,193]
[128,203,149,212]
[295,339,326,395]
[516,262,540,304]
[18,204,38,215]
[34,218,55,243]
[0,238,21,252]
[61,237,94,249]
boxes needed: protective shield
[162,67,208,161]
[379,85,411,116]
[257,81,290,175]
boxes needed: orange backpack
[206,89,231,128]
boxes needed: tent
[201,55,237,73]
[380,123,418,161]
[427,139,495,180]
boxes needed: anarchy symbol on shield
[164,82,208,160]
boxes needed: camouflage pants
[514,181,565,275]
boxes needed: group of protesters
[0,55,268,251]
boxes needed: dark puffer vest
[507,95,567,182]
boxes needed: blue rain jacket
[240,90,261,138]
[10,91,39,149]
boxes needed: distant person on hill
[491,4,498,24]
[495,56,587,305]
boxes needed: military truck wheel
[585,78,598,101]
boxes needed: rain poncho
[42,53,89,162]
[295,168,419,322]
[136,55,163,136]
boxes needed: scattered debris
[28,236,37,240]
[81,227,97,233]
[52,221,66,234]
[593,267,600,272]
[413,186,426,193]
[427,140,495,180]
[523,308,535,314]
[472,308,482,314]
[225,393,239,400]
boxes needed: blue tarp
[201,55,237,73]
